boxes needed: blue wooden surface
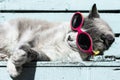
[1,66,120,80]
[0,0,120,80]
[0,61,120,80]
[0,0,120,10]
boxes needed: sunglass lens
[77,34,91,50]
[72,13,83,28]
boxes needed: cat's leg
[7,44,50,77]
[20,45,51,61]
[7,49,27,77]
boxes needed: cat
[0,4,115,77]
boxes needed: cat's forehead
[84,17,110,29]
[93,18,109,26]
[93,18,112,31]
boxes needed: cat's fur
[0,4,115,77]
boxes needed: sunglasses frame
[71,12,94,55]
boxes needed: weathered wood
[1,61,120,67]
[0,0,120,10]
[0,61,120,80]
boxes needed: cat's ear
[88,4,100,18]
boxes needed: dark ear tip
[92,3,97,10]
[88,3,99,18]
[93,4,96,8]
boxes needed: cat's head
[67,4,115,60]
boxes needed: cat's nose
[106,34,115,47]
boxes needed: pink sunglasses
[71,12,94,55]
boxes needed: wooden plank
[0,0,120,10]
[34,67,120,80]
[0,13,119,33]
[1,61,120,67]
[0,63,120,80]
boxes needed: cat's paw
[7,59,22,78]
[7,50,27,77]
[11,50,27,66]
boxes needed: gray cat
[0,4,115,77]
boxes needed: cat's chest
[40,42,82,62]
